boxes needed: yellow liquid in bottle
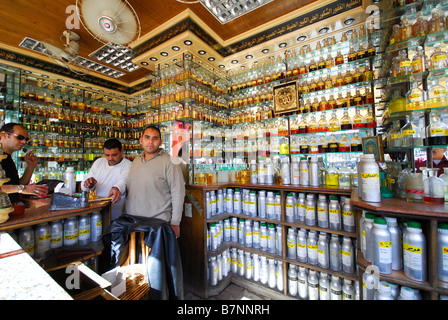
[325,173,339,186]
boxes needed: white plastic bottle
[305,194,316,226]
[375,281,394,300]
[330,275,342,300]
[300,157,309,186]
[245,219,253,248]
[276,261,284,291]
[386,216,402,270]
[209,257,218,286]
[266,191,275,220]
[285,193,295,222]
[281,157,291,185]
[63,166,76,194]
[291,157,300,185]
[438,223,448,282]
[360,154,381,202]
[252,253,260,282]
[276,225,283,256]
[342,198,356,232]
[260,222,268,251]
[268,224,276,254]
[317,194,329,228]
[274,192,282,221]
[329,233,342,271]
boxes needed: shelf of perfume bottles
[382,1,448,51]
[223,27,380,92]
[20,81,133,116]
[149,57,224,91]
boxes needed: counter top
[0,232,72,300]
[0,196,111,232]
[350,191,448,219]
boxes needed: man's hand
[170,225,180,238]
[108,187,122,203]
[84,177,97,189]
[24,151,38,169]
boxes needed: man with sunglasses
[0,123,48,203]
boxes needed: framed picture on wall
[362,135,384,162]
[273,81,298,115]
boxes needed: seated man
[81,138,131,220]
[415,147,448,176]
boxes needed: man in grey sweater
[124,125,185,238]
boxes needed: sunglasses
[7,132,30,142]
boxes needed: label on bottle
[379,240,392,264]
[400,61,411,67]
[409,93,422,100]
[391,134,402,139]
[431,128,445,136]
[403,130,416,135]
[434,54,447,62]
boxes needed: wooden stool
[118,232,151,300]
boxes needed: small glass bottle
[328,94,337,110]
[335,70,345,87]
[308,115,318,133]
[318,135,329,153]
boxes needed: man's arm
[167,159,186,227]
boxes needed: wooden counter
[0,196,111,232]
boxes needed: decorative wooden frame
[362,134,384,162]
[273,81,298,115]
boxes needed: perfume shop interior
[0,0,448,301]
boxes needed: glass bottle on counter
[413,11,429,37]
[423,168,445,204]
[425,110,448,145]
[439,167,448,202]
[426,77,447,108]
[401,114,423,147]
[326,164,339,186]
[318,113,328,132]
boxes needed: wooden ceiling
[0,0,363,91]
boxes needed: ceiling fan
[75,0,141,47]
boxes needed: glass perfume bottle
[328,134,339,152]
[318,135,328,153]
[318,113,328,132]
[429,8,447,34]
[340,110,352,130]
[429,43,448,70]
[426,76,447,108]
[423,168,445,204]
[406,81,426,111]
[308,115,318,133]
[329,111,341,131]
[413,11,429,37]
[350,133,362,151]
[401,114,423,147]
[328,94,337,110]
[425,110,448,145]
[389,120,403,148]
[352,108,365,128]
[411,46,427,73]
[338,134,350,152]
